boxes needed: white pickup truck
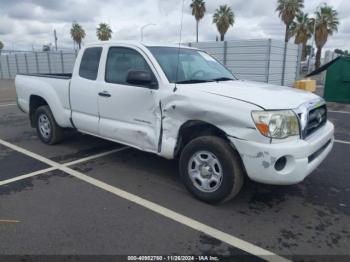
[15,41,334,203]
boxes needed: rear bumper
[229,121,334,185]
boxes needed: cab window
[79,47,102,80]
[105,47,155,86]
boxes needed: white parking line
[0,147,129,186]
[335,139,350,145]
[61,165,288,262]
[63,146,128,167]
[0,143,128,185]
[0,167,56,186]
[0,138,60,167]
[0,138,290,262]
[328,110,350,115]
[0,103,16,107]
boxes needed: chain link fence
[188,39,302,87]
[0,50,77,79]
[0,40,301,87]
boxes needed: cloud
[25,22,53,35]
[0,0,348,51]
[0,16,15,35]
[4,0,106,22]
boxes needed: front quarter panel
[158,86,268,159]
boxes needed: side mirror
[126,70,156,88]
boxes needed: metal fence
[0,50,77,79]
[0,40,301,86]
[188,39,302,86]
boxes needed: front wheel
[35,105,63,145]
[179,136,244,203]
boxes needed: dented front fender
[156,86,269,159]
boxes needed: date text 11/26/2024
[127,255,220,261]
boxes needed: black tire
[179,136,244,203]
[35,105,63,145]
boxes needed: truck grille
[303,105,327,138]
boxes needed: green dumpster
[307,56,350,104]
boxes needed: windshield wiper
[175,79,214,84]
[211,77,235,82]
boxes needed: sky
[0,0,348,52]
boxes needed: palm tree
[314,4,339,69]
[276,0,304,43]
[70,22,86,49]
[212,5,234,41]
[96,23,113,41]
[190,0,206,42]
[290,12,313,60]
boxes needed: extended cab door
[70,47,102,134]
[97,46,160,152]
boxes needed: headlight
[251,110,299,139]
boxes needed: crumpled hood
[181,80,320,110]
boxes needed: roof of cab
[84,41,198,50]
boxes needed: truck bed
[17,73,72,79]
[15,73,72,127]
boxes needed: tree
[96,23,113,41]
[70,22,86,49]
[190,0,206,43]
[314,4,339,69]
[212,5,234,41]
[290,12,313,60]
[276,0,304,43]
[0,41,3,50]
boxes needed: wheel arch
[174,120,231,158]
[28,92,72,129]
[29,95,48,127]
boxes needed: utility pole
[54,29,58,51]
[140,23,156,42]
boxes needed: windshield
[147,47,236,84]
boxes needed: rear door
[97,46,159,152]
[70,47,102,134]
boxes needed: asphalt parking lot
[0,80,350,262]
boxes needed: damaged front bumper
[229,121,334,185]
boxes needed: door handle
[98,91,111,97]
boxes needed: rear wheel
[179,136,243,203]
[35,105,63,145]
